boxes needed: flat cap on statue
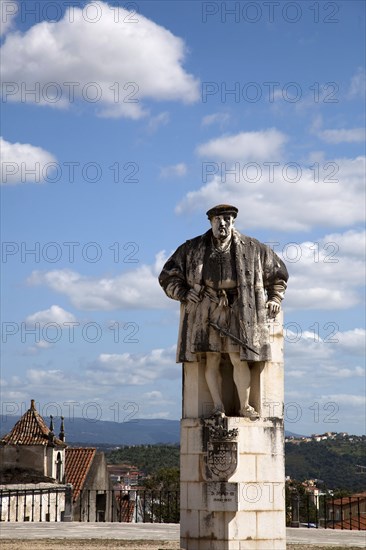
[206,204,239,219]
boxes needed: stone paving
[1,540,364,550]
[0,524,365,547]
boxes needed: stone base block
[180,536,286,550]
[180,416,286,550]
[180,314,285,549]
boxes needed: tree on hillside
[285,440,366,492]
[286,480,317,526]
[140,467,180,523]
[107,444,180,474]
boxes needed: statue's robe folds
[159,229,289,363]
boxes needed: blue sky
[1,0,365,435]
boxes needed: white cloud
[23,305,79,355]
[286,365,364,380]
[27,368,66,385]
[24,341,54,355]
[177,154,365,232]
[160,163,187,179]
[337,328,366,355]
[347,67,366,99]
[27,252,171,310]
[309,115,365,144]
[2,367,97,402]
[142,390,175,409]
[25,305,76,326]
[147,111,170,133]
[327,366,364,379]
[140,411,172,419]
[284,229,365,310]
[286,288,359,310]
[0,1,199,118]
[285,328,365,370]
[319,229,366,258]
[2,331,364,431]
[26,231,365,313]
[319,394,366,407]
[284,327,365,426]
[307,150,326,164]
[318,127,365,144]
[285,334,333,370]
[23,306,77,354]
[201,112,230,127]
[0,0,18,36]
[144,391,163,400]
[311,114,364,147]
[1,343,182,419]
[286,370,306,378]
[196,128,287,162]
[0,137,57,185]
[86,345,179,386]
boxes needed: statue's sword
[209,321,260,356]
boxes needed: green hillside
[107,444,180,475]
[107,438,366,493]
[285,439,366,492]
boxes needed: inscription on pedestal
[207,481,238,511]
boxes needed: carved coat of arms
[203,417,239,480]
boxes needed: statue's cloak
[159,229,288,362]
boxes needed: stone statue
[159,204,288,419]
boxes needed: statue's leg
[205,352,224,414]
[229,352,259,418]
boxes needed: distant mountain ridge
[0,415,303,445]
[0,416,180,445]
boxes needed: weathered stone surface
[180,370,286,548]
[180,416,287,548]
[180,454,201,483]
[206,482,238,511]
[239,481,285,512]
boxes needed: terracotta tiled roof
[115,493,135,522]
[0,400,66,447]
[332,492,366,505]
[65,447,96,501]
[328,516,366,530]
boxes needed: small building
[0,399,115,522]
[65,447,116,522]
[107,463,143,486]
[327,492,366,529]
[0,399,67,482]
[113,483,136,522]
[0,399,70,521]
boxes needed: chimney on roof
[30,399,36,410]
[59,416,65,442]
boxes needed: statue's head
[206,204,238,241]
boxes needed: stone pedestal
[180,316,286,550]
